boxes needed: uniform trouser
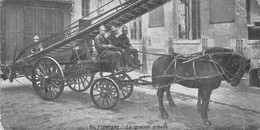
[125,48,139,63]
[115,48,134,67]
[101,50,121,70]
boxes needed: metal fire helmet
[110,25,117,32]
[33,35,40,43]
[99,25,107,31]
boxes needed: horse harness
[156,52,245,86]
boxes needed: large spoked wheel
[90,77,119,109]
[66,72,95,92]
[32,57,64,100]
[114,73,134,100]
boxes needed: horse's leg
[157,87,168,118]
[166,85,176,107]
[197,87,202,114]
[201,88,212,126]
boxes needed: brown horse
[152,47,251,126]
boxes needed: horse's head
[224,53,251,86]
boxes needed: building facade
[1,0,260,71]
[140,0,260,72]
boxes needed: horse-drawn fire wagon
[0,0,171,109]
[0,0,252,126]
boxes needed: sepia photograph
[0,0,260,129]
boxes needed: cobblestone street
[1,72,260,130]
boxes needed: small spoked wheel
[114,73,134,100]
[67,72,94,92]
[90,77,119,109]
[32,57,64,100]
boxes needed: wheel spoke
[39,64,46,74]
[77,78,81,90]
[82,76,90,83]
[36,68,45,77]
[80,77,85,89]
[50,81,61,93]
[50,83,58,95]
[121,89,126,97]
[105,96,110,107]
[96,95,103,102]
[93,93,102,97]
[102,96,105,107]
[48,84,53,99]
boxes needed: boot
[133,57,142,66]
[127,59,141,68]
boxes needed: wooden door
[3,3,71,63]
[4,5,24,63]
[24,6,65,47]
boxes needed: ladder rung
[55,48,66,52]
[147,1,156,6]
[125,13,135,17]
[112,20,123,24]
[50,51,58,55]
[119,16,129,20]
[140,5,150,10]
[75,39,83,42]
[60,46,71,49]
[132,8,141,13]
[70,41,79,45]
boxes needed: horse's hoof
[169,102,176,107]
[203,120,212,126]
[197,108,202,115]
[161,111,169,119]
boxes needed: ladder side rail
[23,0,152,63]
[15,0,170,65]
[14,0,131,63]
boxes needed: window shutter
[82,0,90,17]
[209,0,235,24]
[149,6,164,27]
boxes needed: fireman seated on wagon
[94,25,140,72]
[31,34,43,54]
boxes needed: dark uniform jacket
[94,33,110,53]
[118,34,131,49]
[107,34,120,47]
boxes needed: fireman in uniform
[94,25,121,71]
[118,25,141,65]
[107,25,138,67]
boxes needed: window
[97,0,104,15]
[236,40,243,54]
[247,0,260,40]
[82,0,90,17]
[209,0,235,24]
[177,0,200,39]
[130,17,142,40]
[149,6,164,27]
